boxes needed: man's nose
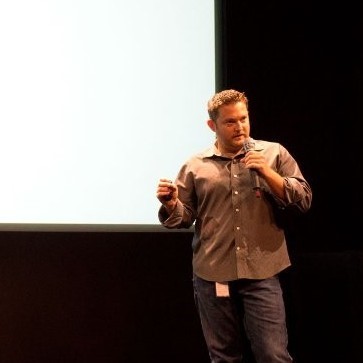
[235,121,244,130]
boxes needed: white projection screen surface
[0,0,215,228]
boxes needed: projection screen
[0,0,215,229]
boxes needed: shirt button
[236,246,240,251]
[234,191,238,195]
[236,226,240,230]
[235,208,239,212]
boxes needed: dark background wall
[0,230,207,363]
[0,231,361,363]
[0,1,362,362]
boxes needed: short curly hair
[207,89,248,121]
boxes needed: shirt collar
[202,138,265,159]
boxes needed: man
[156,89,312,362]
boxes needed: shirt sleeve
[271,144,312,212]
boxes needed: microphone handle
[250,169,261,198]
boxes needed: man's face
[208,101,250,154]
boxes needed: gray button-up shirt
[159,139,312,282]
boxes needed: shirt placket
[231,158,249,277]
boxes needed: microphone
[242,139,261,198]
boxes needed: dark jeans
[193,274,293,363]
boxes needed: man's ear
[207,119,216,132]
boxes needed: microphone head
[242,139,255,153]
